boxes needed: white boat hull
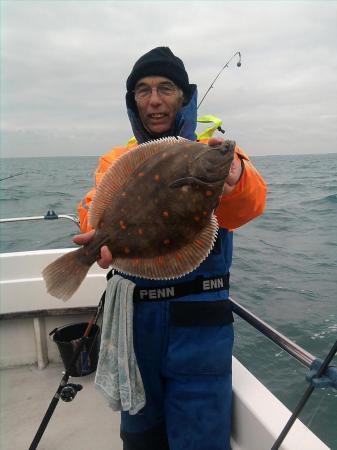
[0,250,330,449]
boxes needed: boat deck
[1,361,330,450]
[0,363,122,450]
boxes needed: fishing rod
[0,170,41,182]
[230,298,337,447]
[0,172,28,182]
[271,340,337,450]
[197,51,242,110]
[28,293,105,450]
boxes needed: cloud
[1,1,337,157]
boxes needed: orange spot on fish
[138,228,143,236]
[162,211,169,218]
[133,258,140,265]
[163,239,170,245]
[203,210,208,216]
[154,174,160,181]
[119,220,126,230]
[124,247,131,254]
[205,190,213,197]
[194,215,201,222]
[138,172,145,177]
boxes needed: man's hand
[73,230,113,269]
[208,137,243,194]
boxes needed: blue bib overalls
[120,228,234,450]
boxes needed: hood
[126,84,198,144]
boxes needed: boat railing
[0,212,334,374]
[0,298,316,368]
[230,297,315,368]
[0,210,80,228]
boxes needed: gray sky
[1,1,337,157]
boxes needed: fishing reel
[60,383,83,402]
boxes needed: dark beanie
[126,47,190,96]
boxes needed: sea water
[1,153,336,448]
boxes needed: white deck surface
[1,362,331,450]
[0,364,122,450]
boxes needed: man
[76,47,266,450]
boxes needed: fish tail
[42,249,92,301]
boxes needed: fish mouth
[188,144,235,184]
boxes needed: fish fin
[111,214,218,280]
[89,136,190,228]
[42,250,91,301]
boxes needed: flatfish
[43,137,234,300]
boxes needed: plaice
[43,137,235,300]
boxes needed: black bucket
[51,322,100,377]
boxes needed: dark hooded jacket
[126,85,198,144]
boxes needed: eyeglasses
[133,83,178,101]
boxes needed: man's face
[134,76,184,136]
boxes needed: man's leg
[120,302,170,450]
[165,373,232,450]
[121,422,169,450]
[120,360,170,450]
[164,303,234,450]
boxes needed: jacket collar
[126,85,198,144]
